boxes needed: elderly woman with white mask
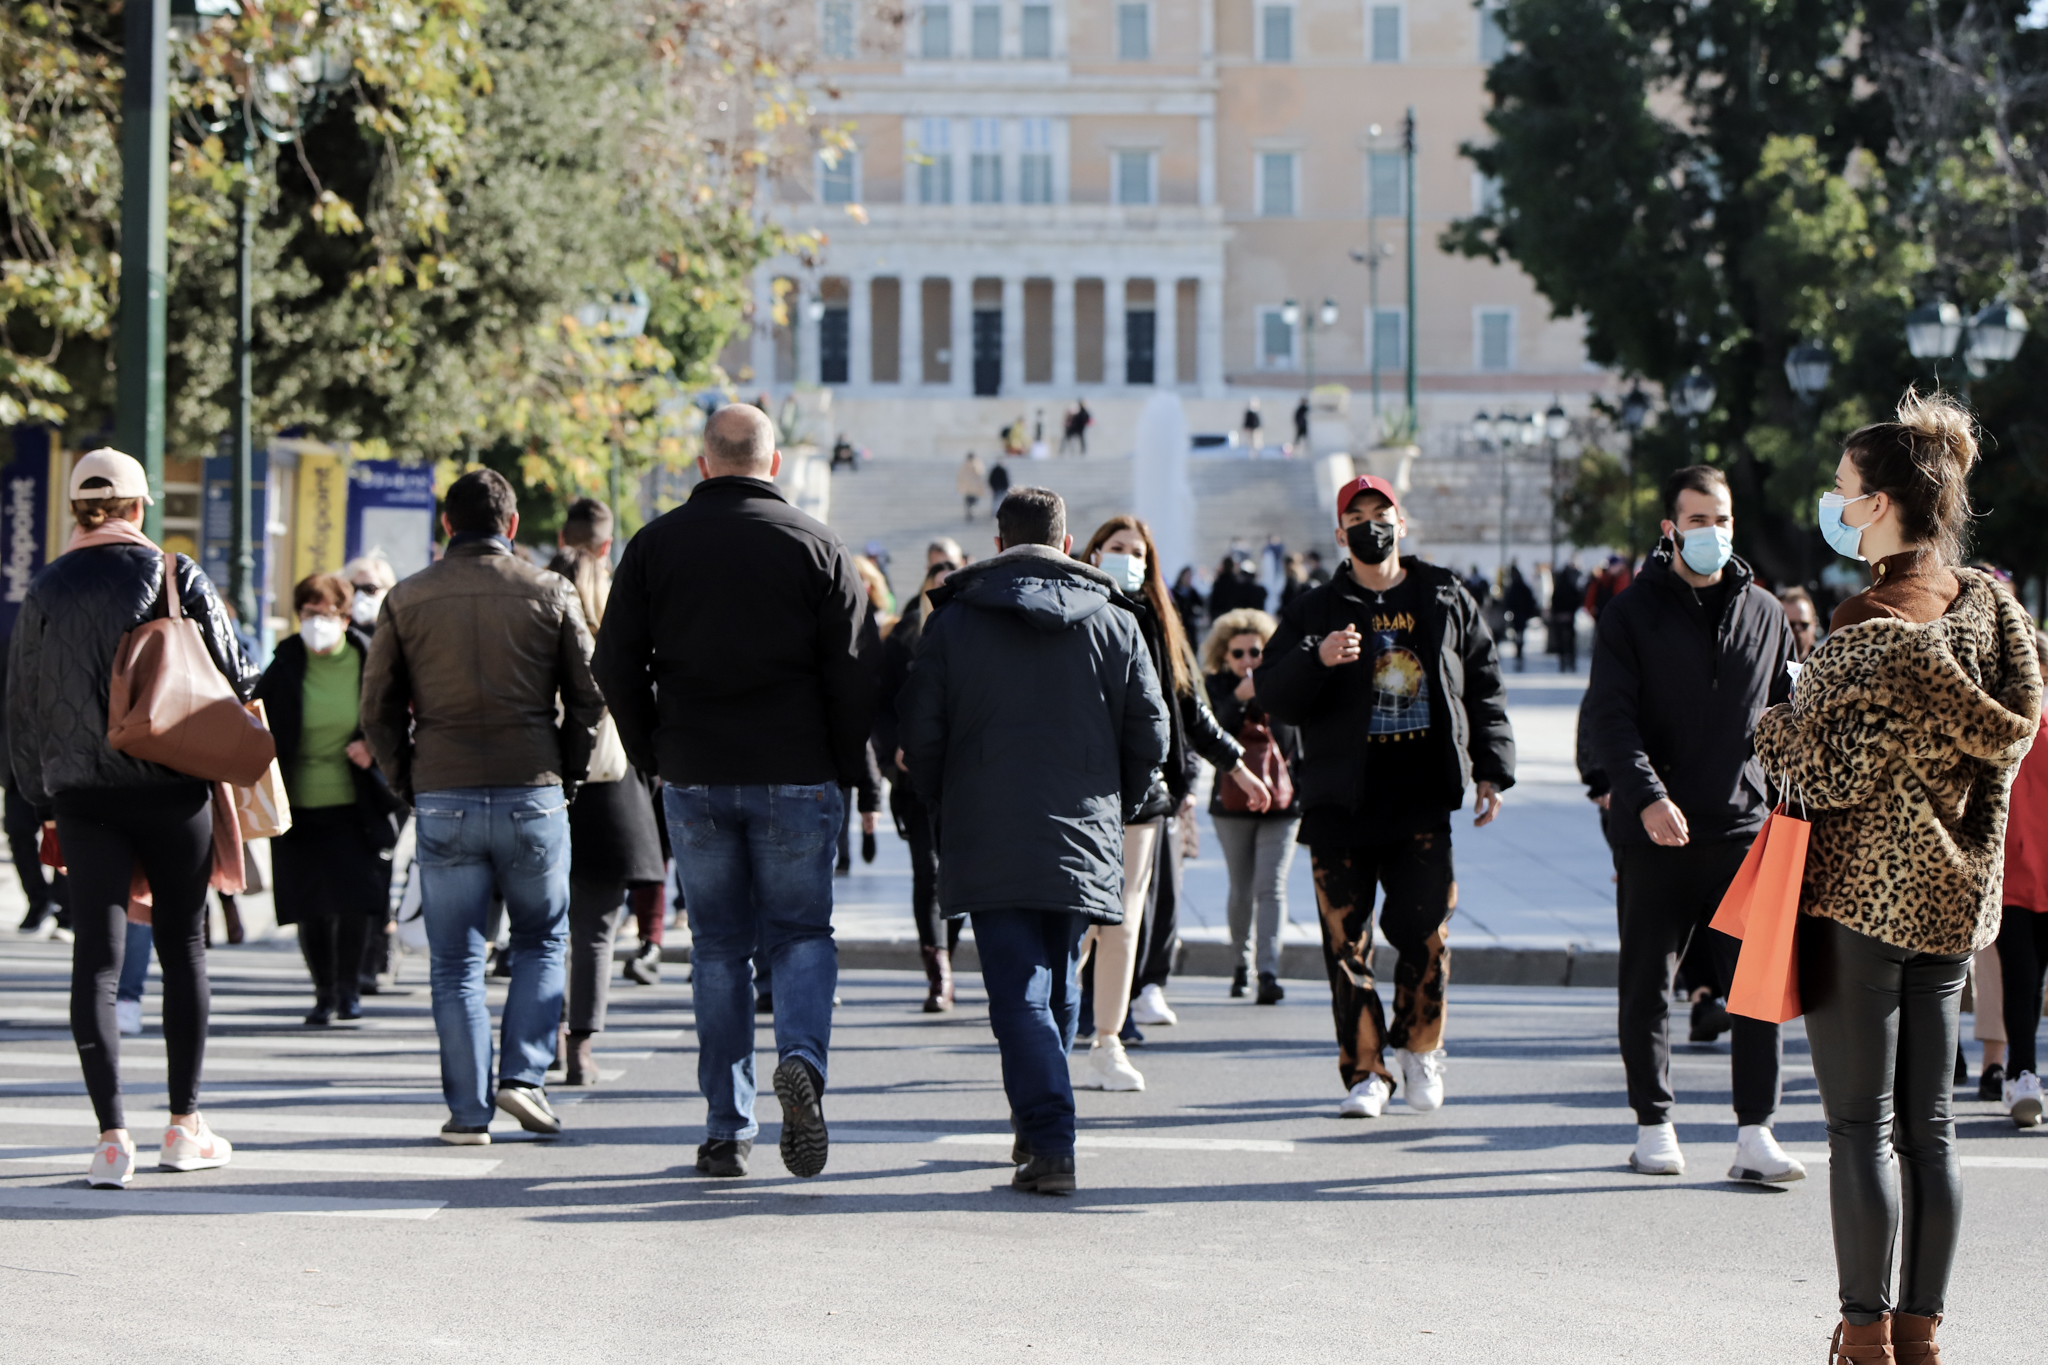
[254,574,408,1025]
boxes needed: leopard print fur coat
[1752,568,2042,954]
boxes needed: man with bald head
[595,402,874,1182]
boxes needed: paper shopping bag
[1717,808,1811,1024]
[1707,824,1772,942]
[232,700,293,840]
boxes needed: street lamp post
[1543,400,1569,574]
[1619,384,1650,561]
[578,286,652,565]
[119,0,173,539]
[1403,108,1418,418]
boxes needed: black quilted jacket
[6,543,259,806]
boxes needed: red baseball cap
[1334,474,1401,522]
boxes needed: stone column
[797,283,821,388]
[1155,276,1178,389]
[1198,271,1225,396]
[1104,276,1128,390]
[1001,276,1024,396]
[847,274,871,388]
[1051,275,1076,392]
[902,276,923,388]
[951,272,974,397]
[749,267,776,388]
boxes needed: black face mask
[1345,520,1398,565]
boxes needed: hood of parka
[1797,568,2042,764]
[937,543,1126,633]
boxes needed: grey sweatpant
[1213,813,1301,977]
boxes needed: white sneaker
[1337,1075,1390,1118]
[115,999,143,1036]
[1130,984,1178,1027]
[158,1117,232,1172]
[1076,1037,1145,1092]
[2006,1071,2046,1128]
[87,1139,135,1189]
[1629,1122,1685,1175]
[1728,1123,1806,1183]
[1395,1047,1446,1112]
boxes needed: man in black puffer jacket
[899,486,1170,1194]
[1257,475,1514,1121]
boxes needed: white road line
[827,1126,1294,1154]
[0,1053,632,1082]
[1786,1149,2048,1171]
[0,1106,448,1140]
[0,1187,445,1219]
[0,1145,500,1177]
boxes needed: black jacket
[594,476,875,787]
[1126,597,1241,814]
[899,545,1171,923]
[253,628,408,850]
[1205,670,1302,818]
[1255,557,1515,816]
[1582,547,1794,848]
[8,543,259,805]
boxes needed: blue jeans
[414,785,571,1126]
[972,909,1088,1159]
[117,920,152,1004]
[664,783,841,1142]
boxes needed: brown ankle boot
[1831,1316,1894,1363]
[1891,1313,1940,1363]
[563,1031,599,1087]
[921,946,952,1013]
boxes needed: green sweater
[292,645,362,810]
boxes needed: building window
[1258,308,1297,369]
[821,0,855,58]
[1477,308,1515,371]
[1117,3,1150,60]
[1370,4,1402,62]
[1019,117,1055,203]
[915,119,953,204]
[819,151,858,204]
[1260,4,1294,61]
[1115,149,1155,205]
[970,118,1003,203]
[1258,151,1297,217]
[920,3,952,58]
[1371,308,1404,372]
[971,3,1001,58]
[1479,4,1508,62]
[1472,172,1502,214]
[1021,3,1053,57]
[1368,151,1404,216]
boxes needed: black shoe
[1689,996,1730,1044]
[303,1002,333,1026]
[358,973,383,996]
[15,903,49,934]
[1256,972,1285,1005]
[1230,966,1249,999]
[1119,1018,1145,1046]
[1011,1153,1076,1194]
[1979,1061,2006,1102]
[835,857,851,876]
[495,1082,563,1136]
[489,949,512,980]
[624,941,662,986]
[335,997,362,1022]
[1955,1046,1969,1087]
[1008,1115,1029,1166]
[695,1138,753,1177]
[772,1056,829,1179]
[861,831,877,864]
[439,1121,491,1146]
[755,991,774,1015]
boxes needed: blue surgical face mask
[1817,492,1872,561]
[1098,552,1146,595]
[1678,525,1733,576]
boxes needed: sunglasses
[1230,646,1263,660]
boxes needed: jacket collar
[689,475,788,505]
[1637,543,1755,600]
[445,533,514,558]
[1332,555,1456,602]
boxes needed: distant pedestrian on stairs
[988,458,1011,512]
[958,452,986,522]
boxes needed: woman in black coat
[254,574,407,1026]
[550,503,666,1085]
[1077,516,1267,1089]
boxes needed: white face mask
[1098,551,1146,595]
[350,590,384,627]
[301,615,345,655]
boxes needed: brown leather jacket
[361,537,605,801]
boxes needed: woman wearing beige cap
[4,448,260,1189]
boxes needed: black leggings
[899,787,959,955]
[56,784,215,1133]
[1997,908,2048,1075]
[1799,916,1970,1325]
[567,877,627,1033]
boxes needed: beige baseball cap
[68,448,156,504]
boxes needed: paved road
[4,939,2044,1363]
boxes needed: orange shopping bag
[1708,807,1810,1023]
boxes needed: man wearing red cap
[1256,475,1515,1118]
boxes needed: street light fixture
[1784,341,1832,403]
[1964,300,2029,364]
[1492,413,1519,446]
[1905,298,1964,360]
[1280,298,1301,328]
[1471,411,1493,446]
[1671,368,1716,418]
[1318,297,1339,329]
[1544,402,1569,442]
[1619,385,1651,432]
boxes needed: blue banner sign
[1,427,52,641]
[346,458,436,583]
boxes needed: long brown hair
[1082,514,1193,695]
[548,546,610,632]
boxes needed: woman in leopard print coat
[1751,392,2042,1364]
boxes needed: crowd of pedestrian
[7,390,2046,1364]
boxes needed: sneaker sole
[495,1089,563,1135]
[1336,1106,1383,1119]
[439,1130,492,1146]
[773,1058,830,1179]
[158,1152,230,1172]
[2012,1097,2044,1127]
[1013,1170,1076,1194]
[1405,1093,1443,1113]
[1628,1154,1684,1176]
[1728,1164,1805,1184]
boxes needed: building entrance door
[1125,310,1156,385]
[973,310,1002,395]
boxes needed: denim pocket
[414,808,465,866]
[768,783,838,857]
[667,786,717,850]
[509,803,568,875]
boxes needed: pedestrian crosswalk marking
[0,1145,500,1177]
[825,1126,1294,1154]
[0,1187,445,1220]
